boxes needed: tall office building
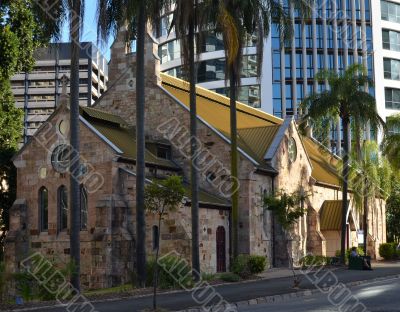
[155,1,375,154]
[156,14,261,108]
[372,0,400,124]
[266,0,374,153]
[10,42,108,141]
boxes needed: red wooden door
[216,226,226,272]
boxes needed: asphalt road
[240,276,400,312]
[8,264,400,312]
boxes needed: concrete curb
[175,274,400,312]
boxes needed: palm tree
[383,114,400,170]
[349,141,383,256]
[33,0,83,291]
[171,0,213,280]
[302,64,382,264]
[68,0,84,292]
[97,0,171,287]
[204,0,309,262]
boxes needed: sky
[61,1,113,60]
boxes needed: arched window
[39,187,48,232]
[58,186,68,231]
[80,185,88,230]
[152,225,159,250]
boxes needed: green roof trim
[79,108,179,170]
[81,106,128,126]
[183,184,231,208]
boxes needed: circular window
[51,144,71,173]
[288,137,297,163]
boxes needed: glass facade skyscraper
[156,0,380,153]
[269,0,373,153]
[156,15,261,108]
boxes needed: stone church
[5,29,387,289]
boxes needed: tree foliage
[301,65,383,131]
[144,176,185,216]
[387,178,400,243]
[0,0,56,260]
[264,189,307,231]
[382,114,400,170]
[144,175,185,310]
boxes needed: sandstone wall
[7,105,119,289]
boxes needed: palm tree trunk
[340,117,350,264]
[153,213,162,310]
[363,177,368,256]
[136,1,147,288]
[69,0,81,292]
[189,0,200,282]
[230,65,239,261]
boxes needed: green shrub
[389,243,400,259]
[218,272,240,283]
[379,243,395,260]
[13,258,75,302]
[201,272,216,282]
[146,254,192,289]
[247,255,267,274]
[299,255,329,267]
[14,271,35,301]
[231,254,251,278]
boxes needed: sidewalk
[4,261,400,312]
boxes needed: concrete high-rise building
[10,42,108,141]
[372,0,400,124]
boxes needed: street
[5,264,399,312]
[240,277,400,312]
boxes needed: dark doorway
[216,226,226,272]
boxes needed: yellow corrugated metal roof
[237,126,280,163]
[160,73,341,186]
[89,121,179,169]
[320,200,355,231]
[161,73,282,134]
[303,137,341,187]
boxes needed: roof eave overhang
[315,180,341,190]
[184,200,231,210]
[254,166,278,177]
[116,156,181,172]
